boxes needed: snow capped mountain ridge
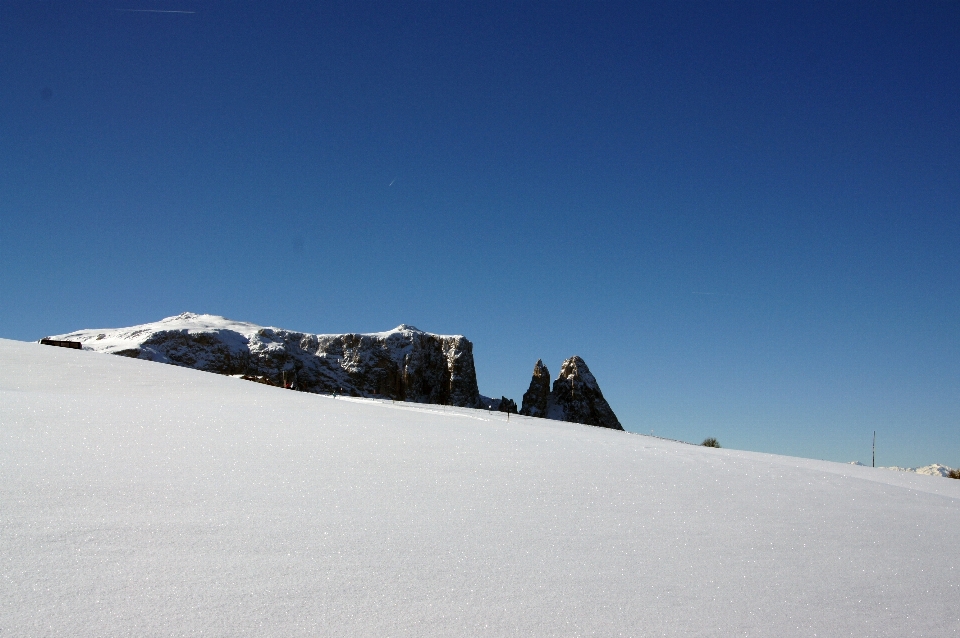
[47,313,482,406]
[45,313,625,429]
[53,313,460,350]
[849,461,957,477]
[881,463,955,477]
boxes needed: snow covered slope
[3,338,959,636]
[46,312,482,407]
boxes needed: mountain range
[46,312,622,430]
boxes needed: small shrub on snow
[701,437,721,448]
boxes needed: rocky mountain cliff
[46,314,623,429]
[46,313,482,407]
[520,356,622,430]
[519,359,552,418]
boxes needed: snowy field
[2,339,958,637]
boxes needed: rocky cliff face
[519,359,551,418]
[520,356,622,429]
[47,313,482,407]
[47,314,623,428]
[549,356,622,430]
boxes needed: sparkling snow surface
[2,339,959,637]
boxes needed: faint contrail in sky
[116,9,196,13]
[389,178,396,186]
[691,291,719,296]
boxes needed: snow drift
[2,338,959,636]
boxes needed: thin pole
[872,431,876,468]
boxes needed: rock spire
[550,356,622,430]
[519,359,551,417]
[519,356,621,429]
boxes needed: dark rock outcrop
[520,356,622,429]
[497,396,518,414]
[48,314,482,408]
[478,395,500,410]
[48,314,623,427]
[519,359,551,417]
[549,356,622,430]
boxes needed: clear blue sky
[2,1,958,467]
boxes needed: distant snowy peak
[393,324,420,332]
[46,313,481,407]
[54,313,459,343]
[880,464,955,477]
[51,313,260,355]
[847,461,956,477]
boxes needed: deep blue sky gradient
[2,1,959,467]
